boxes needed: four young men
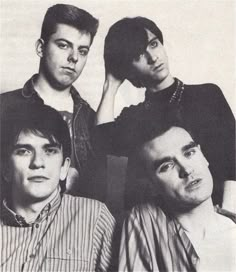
[1,3,235,272]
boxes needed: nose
[146,49,158,64]
[68,49,78,63]
[179,161,194,179]
[30,151,45,169]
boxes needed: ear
[35,38,45,58]
[60,157,71,181]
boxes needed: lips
[63,67,76,73]
[28,176,49,182]
[185,178,202,190]
[153,63,164,71]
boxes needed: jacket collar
[21,74,87,107]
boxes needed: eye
[150,40,158,48]
[184,148,196,158]
[79,49,89,56]
[44,147,60,155]
[14,148,31,156]
[158,162,175,173]
[57,42,69,49]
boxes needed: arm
[93,203,116,272]
[213,85,235,206]
[196,84,235,205]
[119,209,158,271]
[95,73,132,156]
[95,73,123,125]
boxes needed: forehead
[142,127,193,161]
[15,131,56,146]
[49,23,92,46]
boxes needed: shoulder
[61,195,114,225]
[61,194,103,212]
[127,201,167,225]
[116,101,146,123]
[1,89,23,99]
[184,82,223,98]
[0,89,25,114]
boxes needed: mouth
[63,67,76,73]
[153,63,164,71]
[28,176,49,182]
[185,178,202,190]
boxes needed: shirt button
[29,254,36,258]
[35,223,39,228]
[67,249,72,255]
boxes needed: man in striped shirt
[0,104,115,272]
[119,108,236,271]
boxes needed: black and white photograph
[1,0,235,271]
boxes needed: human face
[7,131,70,204]
[39,23,91,89]
[142,127,213,211]
[131,29,172,88]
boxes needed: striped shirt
[119,201,236,271]
[0,191,115,271]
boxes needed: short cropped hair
[104,17,163,87]
[1,104,71,164]
[41,4,99,44]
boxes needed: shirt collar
[1,189,62,227]
[145,77,178,101]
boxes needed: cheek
[45,49,63,66]
[77,57,88,71]
[47,158,64,175]
[10,159,28,176]
[154,173,178,192]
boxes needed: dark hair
[41,4,99,44]
[104,17,163,87]
[120,105,195,155]
[1,104,71,163]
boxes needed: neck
[35,72,74,112]
[11,188,58,223]
[148,74,175,93]
[175,198,217,239]
[35,72,71,98]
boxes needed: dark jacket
[1,75,107,202]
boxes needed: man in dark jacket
[96,16,235,209]
[1,4,107,201]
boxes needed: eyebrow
[152,141,197,170]
[55,38,90,50]
[13,143,61,150]
[13,144,33,151]
[147,36,158,46]
[153,156,173,170]
[181,141,197,152]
